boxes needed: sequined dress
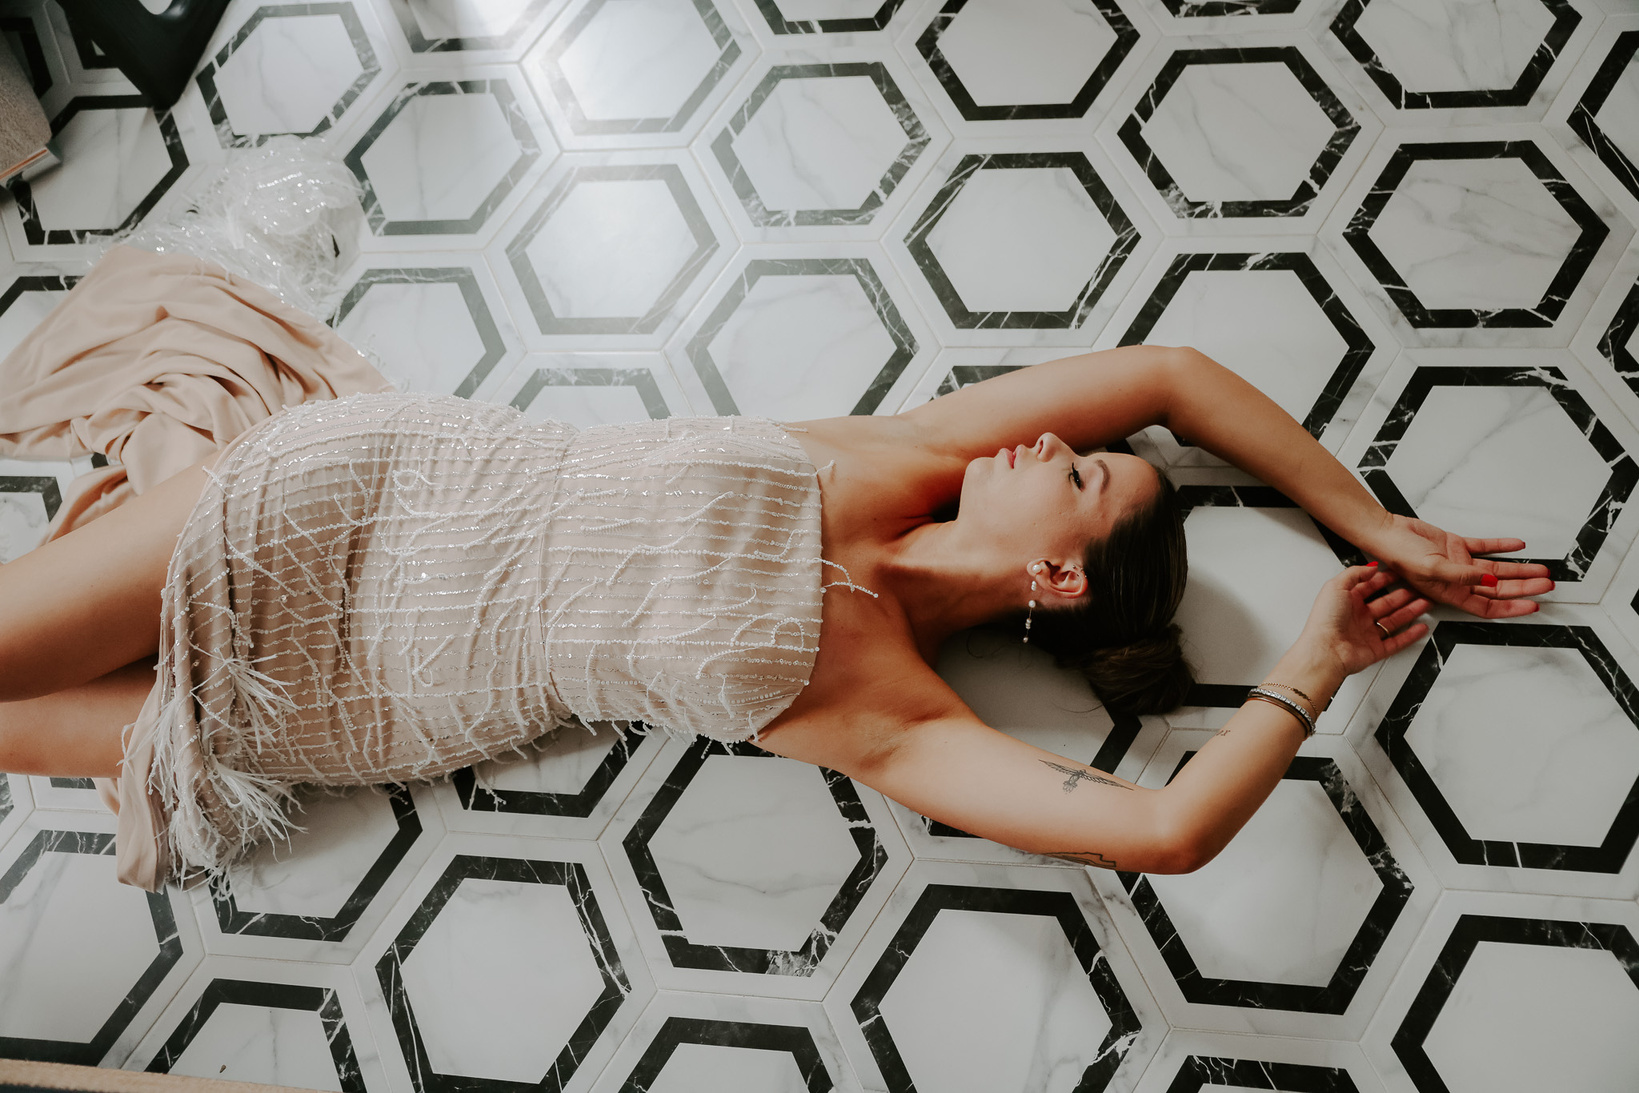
[116,390,826,890]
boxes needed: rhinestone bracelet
[1244,686,1317,739]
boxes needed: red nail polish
[1367,561,1378,568]
[1481,573,1497,587]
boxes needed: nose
[1035,432,1067,461]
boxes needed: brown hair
[1015,467,1193,714]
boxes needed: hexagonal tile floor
[3,1,1639,1091]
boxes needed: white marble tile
[125,954,389,1091]
[398,0,542,40]
[1141,60,1340,203]
[492,350,696,423]
[24,777,105,812]
[332,259,517,397]
[1421,936,1639,1091]
[1319,124,1631,347]
[1409,643,1639,846]
[212,13,368,139]
[1331,346,1639,598]
[221,787,416,923]
[355,832,651,1091]
[586,990,866,1093]
[821,857,1164,1093]
[29,106,174,231]
[1170,494,1379,730]
[1130,1029,1386,1093]
[1365,156,1583,311]
[732,72,918,215]
[926,164,1118,312]
[666,243,930,418]
[0,275,75,358]
[601,734,910,998]
[1360,890,1639,1093]
[881,134,1158,345]
[1089,735,1437,1039]
[0,810,201,1068]
[527,178,702,316]
[921,0,1120,110]
[1351,0,1556,96]
[490,148,734,347]
[401,878,603,1080]
[1386,383,1610,559]
[360,93,524,222]
[551,0,729,124]
[169,1004,342,1089]
[646,754,865,952]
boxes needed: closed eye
[1069,466,1083,490]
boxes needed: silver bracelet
[1245,686,1317,738]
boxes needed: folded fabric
[0,243,393,884]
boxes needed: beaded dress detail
[118,390,824,891]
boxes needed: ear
[1033,560,1087,602]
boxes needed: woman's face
[960,432,1161,571]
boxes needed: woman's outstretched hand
[1297,565,1432,678]
[1367,513,1553,618]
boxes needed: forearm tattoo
[1040,849,1121,869]
[1039,759,1133,794]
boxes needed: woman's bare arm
[1163,348,1395,552]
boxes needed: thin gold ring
[1373,620,1391,640]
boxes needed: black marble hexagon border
[0,830,183,1065]
[346,80,543,237]
[375,854,631,1093]
[11,97,188,247]
[1341,140,1608,329]
[145,978,364,1090]
[1568,30,1639,204]
[1375,620,1639,873]
[506,162,718,335]
[620,1016,834,1090]
[208,785,421,943]
[387,0,551,52]
[1391,914,1639,1089]
[1119,250,1376,443]
[1330,0,1580,110]
[1118,755,1414,1013]
[1159,0,1301,15]
[686,256,918,415]
[1356,365,1637,583]
[541,0,739,135]
[923,712,1143,840]
[1166,1054,1359,1093]
[0,776,11,827]
[916,0,1139,121]
[904,151,1140,330]
[196,2,381,149]
[454,721,648,815]
[509,366,672,420]
[330,265,508,397]
[621,736,889,975]
[753,0,904,34]
[711,62,930,227]
[1598,277,1639,400]
[1118,46,1360,220]
[1176,485,1367,708]
[850,883,1143,1092]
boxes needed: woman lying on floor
[0,247,1552,890]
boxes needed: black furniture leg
[52,0,231,109]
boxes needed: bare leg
[0,654,158,779]
[0,451,224,702]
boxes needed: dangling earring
[1025,562,1042,644]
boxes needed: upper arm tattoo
[1039,849,1121,869]
[1039,759,1132,794]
